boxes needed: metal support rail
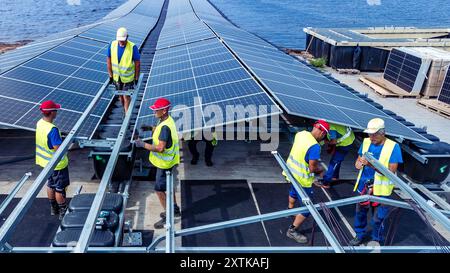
[115,179,132,247]
[271,151,345,253]
[0,172,32,216]
[166,171,175,253]
[364,152,450,232]
[0,80,109,252]
[73,74,144,253]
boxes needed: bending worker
[35,100,70,220]
[135,98,181,229]
[284,120,329,244]
[350,118,403,246]
[320,123,355,188]
[107,27,140,114]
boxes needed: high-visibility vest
[111,40,135,83]
[283,131,318,188]
[149,116,180,169]
[35,119,68,170]
[328,124,355,147]
[354,138,397,196]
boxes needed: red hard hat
[149,98,171,110]
[40,100,61,113]
[314,119,330,134]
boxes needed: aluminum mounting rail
[271,151,345,253]
[0,80,110,252]
[364,152,450,232]
[166,171,175,253]
[72,74,144,253]
[0,172,32,217]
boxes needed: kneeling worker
[350,118,403,246]
[284,120,329,243]
[135,98,181,229]
[35,100,70,220]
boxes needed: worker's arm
[309,159,324,175]
[134,60,140,81]
[106,57,113,78]
[141,141,166,153]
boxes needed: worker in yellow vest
[35,100,70,220]
[283,120,329,244]
[135,98,180,229]
[350,118,403,246]
[107,27,140,114]
[320,123,355,188]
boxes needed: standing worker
[135,98,181,229]
[319,123,355,188]
[35,100,70,220]
[284,120,329,243]
[350,118,403,246]
[187,131,217,167]
[107,27,140,114]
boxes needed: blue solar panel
[23,59,79,76]
[438,67,450,104]
[0,77,54,102]
[72,68,108,83]
[59,78,103,95]
[39,51,87,66]
[3,67,67,87]
[44,89,93,112]
[384,49,422,92]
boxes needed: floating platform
[304,27,450,71]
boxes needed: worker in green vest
[283,120,330,244]
[135,98,181,229]
[35,100,70,220]
[320,123,355,188]
[350,118,403,246]
[107,27,140,114]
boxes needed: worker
[135,98,181,229]
[107,27,140,115]
[35,100,70,220]
[284,120,329,244]
[350,118,403,246]
[319,123,355,188]
[187,131,217,166]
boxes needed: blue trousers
[354,203,390,243]
[323,145,351,185]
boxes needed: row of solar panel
[189,0,430,143]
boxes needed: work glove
[135,138,145,148]
[108,77,114,84]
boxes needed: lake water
[210,0,450,49]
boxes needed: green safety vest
[35,119,68,170]
[283,131,318,188]
[328,124,355,147]
[149,116,180,169]
[354,138,397,196]
[111,40,135,83]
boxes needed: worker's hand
[135,138,145,148]
[359,156,369,166]
[140,125,153,131]
[109,77,114,85]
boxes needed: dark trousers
[187,139,214,162]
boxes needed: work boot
[286,226,308,244]
[58,202,67,221]
[50,199,59,216]
[160,205,181,218]
[349,236,363,246]
[154,217,166,229]
[205,160,213,167]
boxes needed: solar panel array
[0,0,164,138]
[134,0,281,140]
[438,67,450,105]
[190,0,430,143]
[383,48,423,92]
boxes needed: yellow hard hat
[364,118,385,134]
[116,27,128,41]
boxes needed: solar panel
[190,1,431,143]
[438,67,450,105]
[383,49,422,92]
[134,37,281,140]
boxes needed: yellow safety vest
[149,116,180,169]
[354,138,397,196]
[111,40,135,83]
[35,119,69,171]
[328,124,355,147]
[283,131,318,188]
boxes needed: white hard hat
[116,27,128,41]
[364,118,385,134]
